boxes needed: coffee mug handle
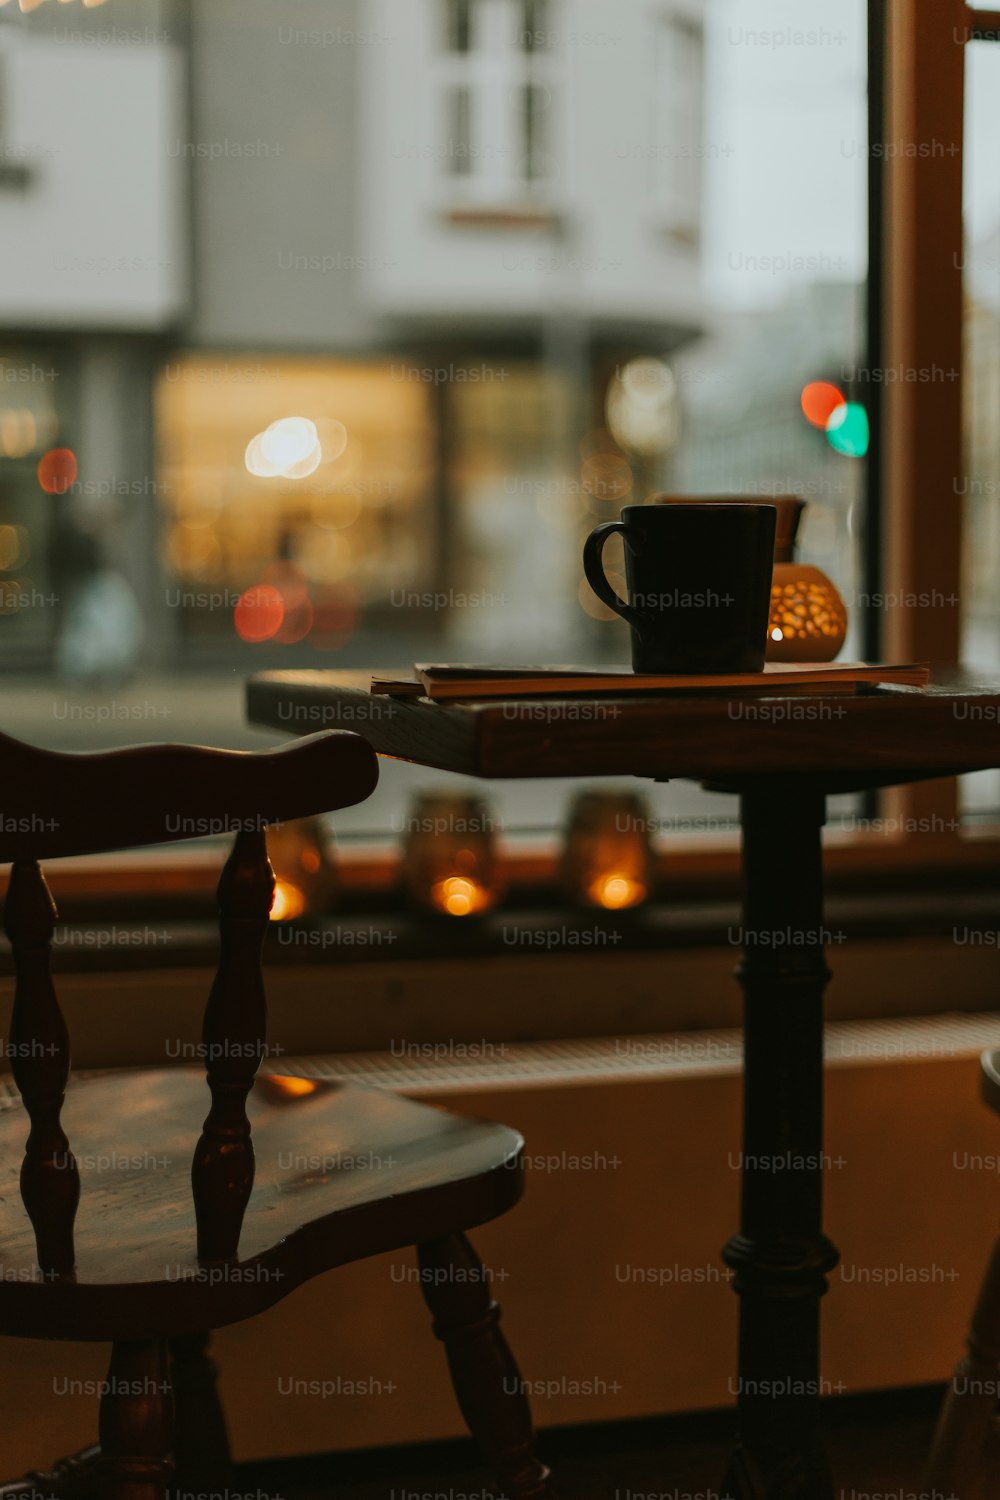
[583,522,644,630]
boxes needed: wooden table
[247,667,1000,1500]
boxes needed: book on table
[369,662,931,701]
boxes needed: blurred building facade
[0,0,707,672]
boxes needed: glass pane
[960,41,1000,826]
[447,85,474,176]
[0,0,868,848]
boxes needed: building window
[436,0,553,207]
[443,0,474,53]
[651,13,704,244]
[447,85,473,176]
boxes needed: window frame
[875,0,1000,857]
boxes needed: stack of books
[369,662,931,702]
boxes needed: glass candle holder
[265,816,338,920]
[400,791,503,917]
[561,788,654,910]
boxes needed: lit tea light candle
[266,817,338,921]
[562,789,654,911]
[401,792,503,917]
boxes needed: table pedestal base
[720,782,841,1500]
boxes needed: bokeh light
[262,417,317,469]
[606,358,681,457]
[37,447,77,494]
[801,381,845,429]
[0,525,24,571]
[0,409,37,458]
[430,875,489,917]
[270,880,306,921]
[825,401,870,458]
[234,583,285,642]
[588,872,647,910]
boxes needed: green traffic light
[825,401,869,458]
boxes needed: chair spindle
[191,829,273,1262]
[3,860,79,1277]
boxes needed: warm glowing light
[245,418,322,479]
[316,418,349,464]
[0,525,22,571]
[767,572,848,661]
[37,447,77,495]
[800,381,845,429]
[431,875,488,917]
[270,879,306,921]
[281,448,322,480]
[825,401,869,458]
[260,417,318,471]
[267,1074,320,1097]
[588,872,647,910]
[234,583,285,642]
[606,358,681,457]
[0,409,36,459]
[244,433,280,478]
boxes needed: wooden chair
[0,728,549,1500]
[927,1048,1000,1500]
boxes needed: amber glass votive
[400,791,503,917]
[561,789,654,911]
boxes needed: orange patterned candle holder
[765,497,847,663]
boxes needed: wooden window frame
[878,0,1000,860]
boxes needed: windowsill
[4,884,998,978]
[17,830,1000,923]
[440,203,559,230]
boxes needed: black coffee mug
[583,502,777,674]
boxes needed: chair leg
[927,1235,1000,1500]
[96,1339,173,1500]
[168,1332,231,1487]
[418,1232,550,1500]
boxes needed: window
[432,0,555,208]
[443,0,474,53]
[2,0,993,880]
[650,13,704,243]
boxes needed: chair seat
[0,1069,523,1342]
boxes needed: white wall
[0,28,187,330]
[361,0,704,330]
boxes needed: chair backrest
[0,727,379,1276]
